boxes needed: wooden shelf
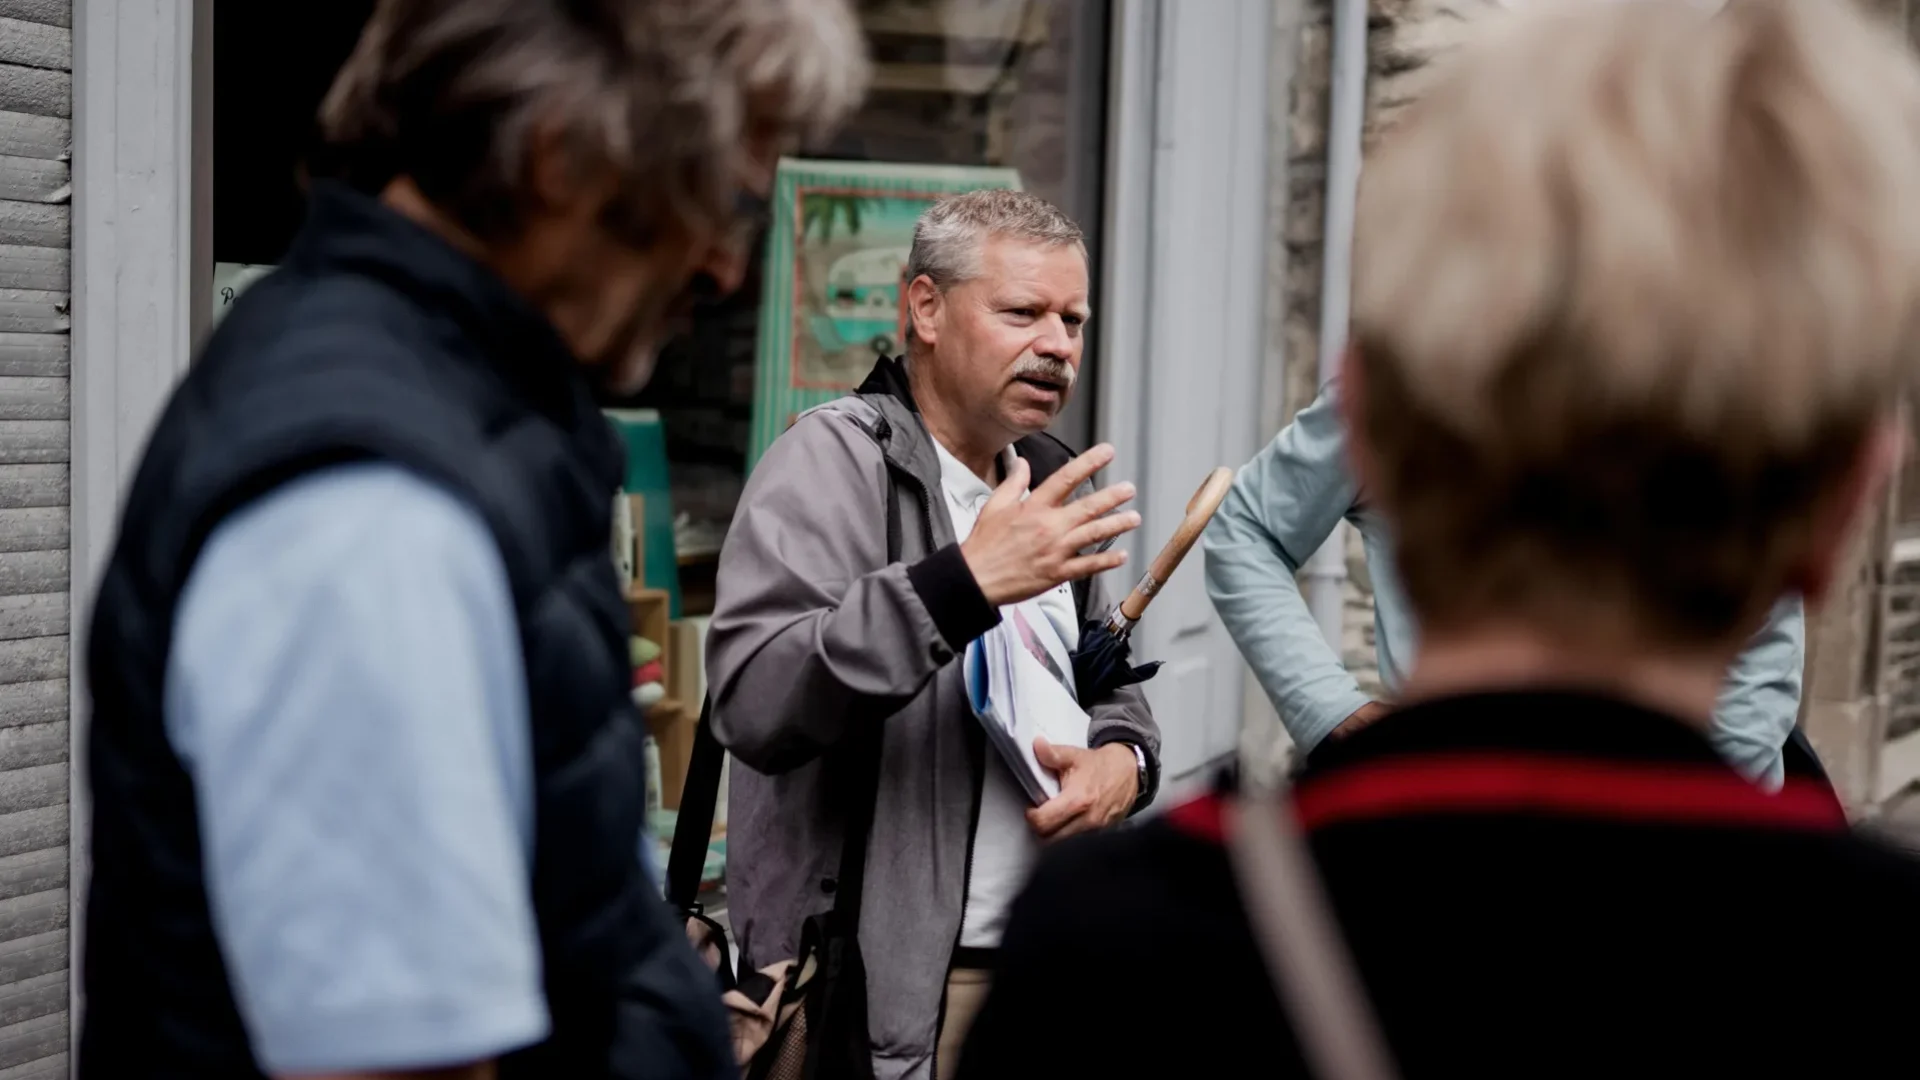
[628,586,670,650]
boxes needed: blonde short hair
[1351,0,1920,644]
[318,0,869,243]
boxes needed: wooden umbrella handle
[1116,466,1235,624]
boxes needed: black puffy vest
[78,184,732,1079]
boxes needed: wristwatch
[1126,742,1150,814]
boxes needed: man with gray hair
[709,189,1160,1080]
[80,2,866,1078]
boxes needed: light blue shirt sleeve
[1206,379,1806,781]
[1710,595,1805,791]
[1204,382,1371,749]
[165,463,549,1074]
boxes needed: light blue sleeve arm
[1203,382,1371,750]
[1709,594,1805,791]
[165,464,548,1075]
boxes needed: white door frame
[69,0,208,1053]
[1098,0,1271,802]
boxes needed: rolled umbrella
[1072,466,1236,705]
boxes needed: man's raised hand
[960,444,1139,608]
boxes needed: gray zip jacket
[707,360,1160,1080]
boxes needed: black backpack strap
[1014,431,1093,618]
[667,470,905,928]
[667,698,727,912]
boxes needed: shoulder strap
[1226,788,1400,1080]
[666,700,727,911]
[666,475,903,919]
[1014,433,1091,617]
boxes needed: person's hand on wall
[962,445,1138,607]
[1025,738,1139,840]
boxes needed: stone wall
[1280,0,1507,427]
[1274,0,1510,709]
[1278,0,1331,437]
[1275,0,1392,704]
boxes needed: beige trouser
[935,967,993,1080]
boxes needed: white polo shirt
[931,441,1082,950]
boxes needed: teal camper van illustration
[809,245,910,358]
[749,158,1022,472]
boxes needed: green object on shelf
[603,408,681,616]
[630,636,662,667]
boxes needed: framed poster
[747,158,1022,472]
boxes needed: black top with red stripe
[956,691,1920,1079]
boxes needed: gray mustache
[1012,358,1077,388]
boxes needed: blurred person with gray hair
[960,1,1920,1076]
[707,188,1159,1080]
[78,2,866,1078]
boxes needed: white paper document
[964,604,1091,805]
